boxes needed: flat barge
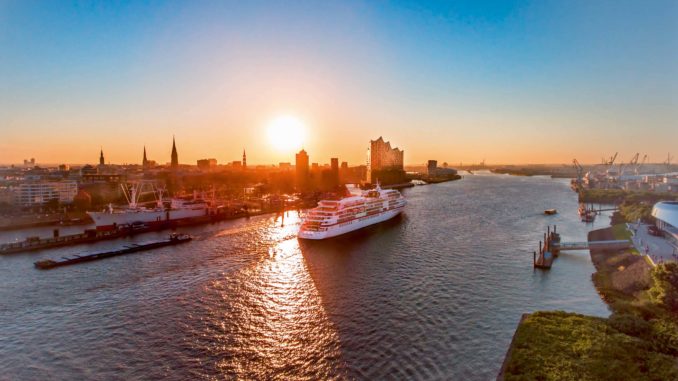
[0,210,248,255]
[34,233,192,270]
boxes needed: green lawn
[502,311,678,381]
[611,223,632,240]
[610,223,639,254]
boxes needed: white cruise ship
[298,184,406,240]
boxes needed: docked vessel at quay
[87,182,210,230]
[298,183,407,240]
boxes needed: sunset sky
[1,1,676,166]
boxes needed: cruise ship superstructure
[298,184,406,240]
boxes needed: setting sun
[266,115,307,152]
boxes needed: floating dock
[534,225,560,269]
[34,234,192,270]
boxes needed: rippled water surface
[0,173,612,380]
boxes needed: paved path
[628,223,678,265]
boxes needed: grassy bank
[500,311,678,381]
[579,189,678,205]
[500,225,678,380]
[589,226,650,310]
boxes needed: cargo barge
[34,233,192,270]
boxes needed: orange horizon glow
[1,2,676,168]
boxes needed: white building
[13,181,78,206]
[652,201,678,246]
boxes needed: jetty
[533,225,632,269]
[34,233,192,270]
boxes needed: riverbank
[578,188,678,205]
[0,211,92,231]
[490,166,575,178]
[499,225,678,380]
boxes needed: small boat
[544,209,557,215]
[581,212,596,223]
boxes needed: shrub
[608,313,651,337]
[649,318,678,356]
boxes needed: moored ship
[87,182,209,230]
[298,183,406,240]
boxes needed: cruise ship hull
[298,206,404,240]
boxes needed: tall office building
[295,149,309,190]
[331,158,339,186]
[242,149,247,169]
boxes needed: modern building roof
[652,201,678,228]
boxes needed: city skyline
[1,1,677,165]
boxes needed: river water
[0,173,612,380]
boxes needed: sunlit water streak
[0,174,611,380]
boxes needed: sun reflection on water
[202,213,345,379]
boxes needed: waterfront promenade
[628,222,678,264]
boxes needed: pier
[533,225,632,269]
[533,225,560,269]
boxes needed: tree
[650,262,678,314]
[45,198,60,212]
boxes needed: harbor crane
[635,154,647,175]
[626,153,639,176]
[628,153,639,167]
[572,159,584,185]
[665,153,674,171]
[601,152,618,181]
[601,152,618,167]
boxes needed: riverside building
[367,136,406,185]
[652,201,678,247]
[13,181,78,206]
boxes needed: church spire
[143,146,148,167]
[99,147,105,166]
[171,136,179,169]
